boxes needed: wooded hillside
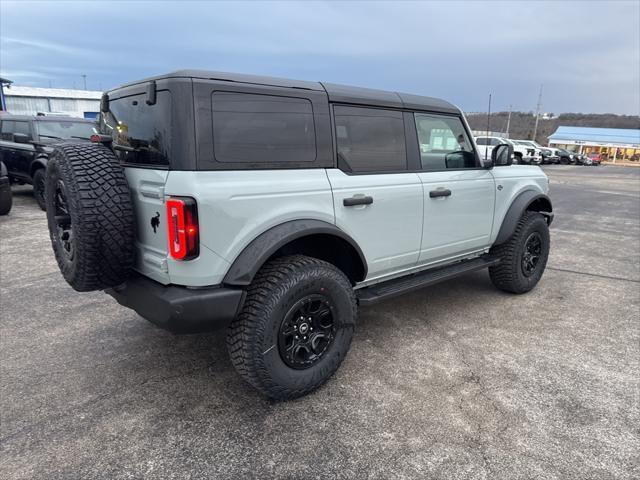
[465,112,640,145]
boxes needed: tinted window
[414,113,476,170]
[100,90,172,166]
[0,121,13,140]
[334,106,406,173]
[1,121,32,141]
[212,92,316,164]
[475,137,489,146]
[13,121,31,138]
[490,137,503,146]
[37,121,97,142]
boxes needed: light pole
[505,104,512,138]
[532,84,543,141]
[81,74,87,90]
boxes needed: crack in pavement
[432,327,511,479]
[546,266,640,284]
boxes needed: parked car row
[474,136,601,167]
[0,114,98,210]
[475,136,542,165]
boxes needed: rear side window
[100,90,172,167]
[475,137,489,146]
[333,106,406,173]
[211,92,316,164]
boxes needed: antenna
[532,84,543,141]
[485,93,491,161]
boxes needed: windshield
[37,121,97,141]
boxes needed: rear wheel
[489,212,550,294]
[32,168,46,211]
[227,255,357,400]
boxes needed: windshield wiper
[38,134,63,140]
[113,144,148,153]
[70,136,91,140]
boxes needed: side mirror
[492,143,513,166]
[13,133,31,144]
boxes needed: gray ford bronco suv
[44,70,552,400]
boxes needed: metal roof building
[548,126,640,162]
[2,85,101,119]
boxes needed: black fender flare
[29,156,48,177]
[223,219,368,286]
[494,191,553,245]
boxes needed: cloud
[0,0,638,114]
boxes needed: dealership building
[548,126,640,162]
[0,85,101,119]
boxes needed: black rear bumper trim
[106,275,245,334]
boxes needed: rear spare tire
[45,143,135,292]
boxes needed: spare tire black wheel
[45,143,135,292]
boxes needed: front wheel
[227,255,357,400]
[33,168,46,211]
[489,212,550,294]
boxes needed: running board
[356,255,500,306]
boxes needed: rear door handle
[429,188,452,198]
[343,195,373,207]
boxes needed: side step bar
[356,255,500,306]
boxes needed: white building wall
[3,86,102,118]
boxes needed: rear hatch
[99,87,174,284]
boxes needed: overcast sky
[1,0,639,115]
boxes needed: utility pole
[505,104,512,138]
[532,84,543,141]
[81,74,87,90]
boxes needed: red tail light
[166,197,199,260]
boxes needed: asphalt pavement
[1,165,638,479]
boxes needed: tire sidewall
[512,215,550,290]
[45,155,81,284]
[259,265,356,392]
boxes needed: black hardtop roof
[111,70,460,114]
[0,114,94,122]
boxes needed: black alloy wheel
[53,180,74,264]
[278,294,336,369]
[521,232,542,277]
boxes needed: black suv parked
[0,115,97,210]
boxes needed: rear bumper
[106,275,245,333]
